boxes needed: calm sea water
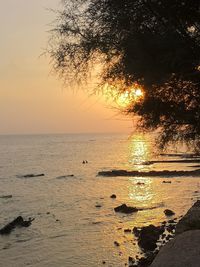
[0,133,200,267]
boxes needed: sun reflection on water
[128,134,151,170]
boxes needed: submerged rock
[110,194,117,199]
[164,209,175,216]
[0,216,34,235]
[114,204,138,214]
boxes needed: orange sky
[0,0,132,134]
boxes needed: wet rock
[114,204,138,214]
[137,251,158,267]
[102,260,106,264]
[46,212,50,215]
[0,216,34,235]
[110,194,117,199]
[151,230,200,267]
[133,227,141,237]
[98,169,200,177]
[168,219,176,224]
[95,204,102,208]
[164,209,175,216]
[124,228,132,233]
[114,241,120,246]
[166,224,176,233]
[137,182,145,185]
[17,173,44,178]
[162,181,171,184]
[56,175,74,179]
[137,225,165,251]
[0,195,12,199]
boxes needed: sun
[117,87,144,107]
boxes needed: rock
[95,204,102,208]
[110,194,117,199]
[56,175,74,179]
[150,230,200,267]
[98,169,200,177]
[114,241,120,246]
[133,227,141,237]
[162,181,171,183]
[17,173,44,178]
[176,200,200,234]
[124,228,132,233]
[0,195,12,199]
[0,216,34,235]
[137,251,157,267]
[114,204,138,214]
[137,225,164,251]
[102,261,106,264]
[164,209,175,216]
[137,182,145,185]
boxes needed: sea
[0,133,200,267]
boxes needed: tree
[49,0,200,149]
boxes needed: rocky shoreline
[127,200,200,266]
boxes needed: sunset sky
[0,0,132,135]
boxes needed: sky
[0,0,132,135]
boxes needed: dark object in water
[0,195,12,199]
[162,181,172,184]
[110,194,117,199]
[0,216,34,235]
[17,174,44,178]
[114,204,138,214]
[114,241,120,246]
[137,224,165,251]
[95,204,102,208]
[98,168,200,177]
[164,209,175,216]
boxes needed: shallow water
[0,133,200,267]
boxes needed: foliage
[49,0,200,148]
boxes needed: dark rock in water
[114,241,120,247]
[137,182,145,185]
[0,216,34,235]
[102,260,106,264]
[124,228,132,233]
[110,194,117,199]
[56,174,74,179]
[137,251,158,267]
[17,174,44,178]
[98,169,200,177]
[162,181,171,184]
[137,225,165,251]
[95,204,102,208]
[0,195,12,199]
[133,227,141,237]
[164,209,175,216]
[114,204,138,214]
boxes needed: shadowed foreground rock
[0,216,34,235]
[176,200,200,234]
[150,230,200,267]
[150,200,200,267]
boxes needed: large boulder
[175,200,200,234]
[150,230,200,267]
